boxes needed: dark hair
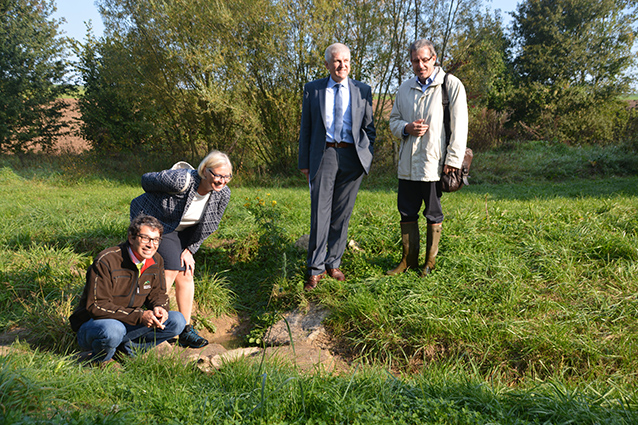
[128,214,164,237]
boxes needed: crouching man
[70,214,186,365]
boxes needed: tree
[72,28,161,153]
[79,0,318,167]
[512,0,637,90]
[410,0,484,68]
[445,10,515,150]
[76,0,513,167]
[447,9,513,110]
[0,0,71,153]
[509,0,638,143]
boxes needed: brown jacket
[69,242,168,332]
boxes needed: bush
[508,83,635,146]
[617,104,638,152]
[467,107,513,151]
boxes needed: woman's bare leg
[164,269,194,324]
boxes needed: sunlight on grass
[1,147,638,422]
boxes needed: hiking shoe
[178,324,208,348]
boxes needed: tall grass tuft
[193,271,236,318]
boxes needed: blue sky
[53,0,104,41]
[52,0,518,42]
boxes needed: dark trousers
[307,145,364,276]
[397,179,444,224]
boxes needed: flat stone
[141,340,182,361]
[197,347,261,373]
[262,344,337,372]
[174,342,225,363]
[199,343,228,358]
[295,234,310,251]
[348,239,363,252]
[264,303,330,346]
[295,235,362,253]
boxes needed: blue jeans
[77,311,186,362]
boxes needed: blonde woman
[130,151,232,348]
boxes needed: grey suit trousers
[307,144,364,275]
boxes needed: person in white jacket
[387,39,468,276]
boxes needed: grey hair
[197,150,232,179]
[409,39,437,58]
[129,214,164,237]
[324,43,350,62]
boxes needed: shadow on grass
[463,176,638,201]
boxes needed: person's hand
[141,309,165,329]
[405,119,429,137]
[153,306,168,325]
[180,249,195,277]
[300,169,309,182]
[443,164,458,174]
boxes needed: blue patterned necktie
[333,83,343,142]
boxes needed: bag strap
[442,72,471,187]
[442,72,451,146]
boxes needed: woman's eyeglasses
[208,169,232,181]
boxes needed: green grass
[1,350,636,424]
[1,141,638,423]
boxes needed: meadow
[1,140,637,423]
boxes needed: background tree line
[1,0,72,153]
[3,0,638,173]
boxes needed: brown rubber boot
[386,222,420,275]
[421,223,442,277]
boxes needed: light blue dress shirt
[325,77,354,144]
[416,69,438,92]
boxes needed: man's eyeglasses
[411,55,434,65]
[136,234,162,246]
[208,169,232,181]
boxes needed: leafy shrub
[509,83,634,146]
[617,104,638,151]
[468,107,513,151]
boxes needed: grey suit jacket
[298,77,376,180]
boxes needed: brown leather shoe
[304,271,326,291]
[326,268,345,281]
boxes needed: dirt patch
[196,313,251,350]
[189,304,351,373]
[0,327,30,346]
[54,99,90,154]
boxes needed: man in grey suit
[298,43,376,291]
